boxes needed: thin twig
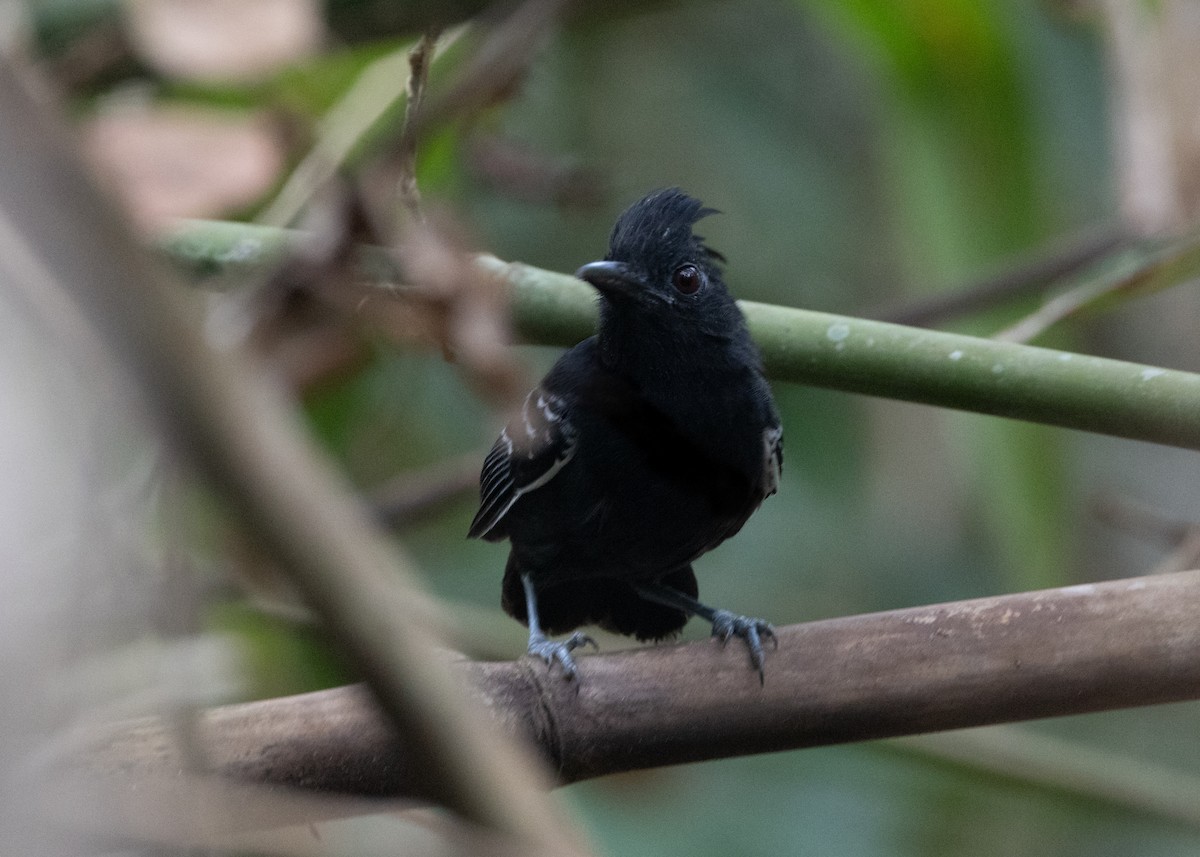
[875,226,1128,327]
[397,30,440,222]
[82,569,1200,807]
[1092,491,1195,547]
[1091,493,1200,576]
[255,32,452,229]
[466,134,606,207]
[398,0,571,149]
[994,234,1200,343]
[370,452,481,529]
[259,0,566,231]
[1145,525,1200,577]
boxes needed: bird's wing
[467,388,578,540]
[762,423,783,497]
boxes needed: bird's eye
[672,264,702,295]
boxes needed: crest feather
[606,188,722,265]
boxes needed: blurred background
[7,0,1200,854]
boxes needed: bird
[468,188,783,680]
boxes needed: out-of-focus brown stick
[874,226,1128,328]
[86,569,1200,800]
[0,58,585,852]
[370,452,481,529]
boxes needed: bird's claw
[527,631,598,679]
[710,610,776,682]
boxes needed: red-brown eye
[672,264,702,295]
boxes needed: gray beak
[575,260,640,298]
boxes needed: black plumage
[469,188,783,678]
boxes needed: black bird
[468,188,783,679]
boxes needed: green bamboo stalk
[164,220,1200,452]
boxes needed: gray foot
[710,610,777,682]
[527,631,598,679]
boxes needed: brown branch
[873,225,1128,327]
[402,0,570,146]
[1093,492,1195,547]
[1091,493,1200,576]
[370,452,481,529]
[84,569,1200,801]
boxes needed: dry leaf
[82,104,284,232]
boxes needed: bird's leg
[522,574,597,679]
[634,582,776,682]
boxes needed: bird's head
[575,188,739,335]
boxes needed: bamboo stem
[164,220,1200,452]
[84,570,1200,800]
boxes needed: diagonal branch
[873,224,1130,327]
[0,59,587,854]
[994,234,1200,343]
[85,569,1200,800]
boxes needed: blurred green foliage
[54,0,1200,853]
[208,602,352,699]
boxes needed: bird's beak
[575,260,641,298]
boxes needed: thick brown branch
[87,569,1200,800]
